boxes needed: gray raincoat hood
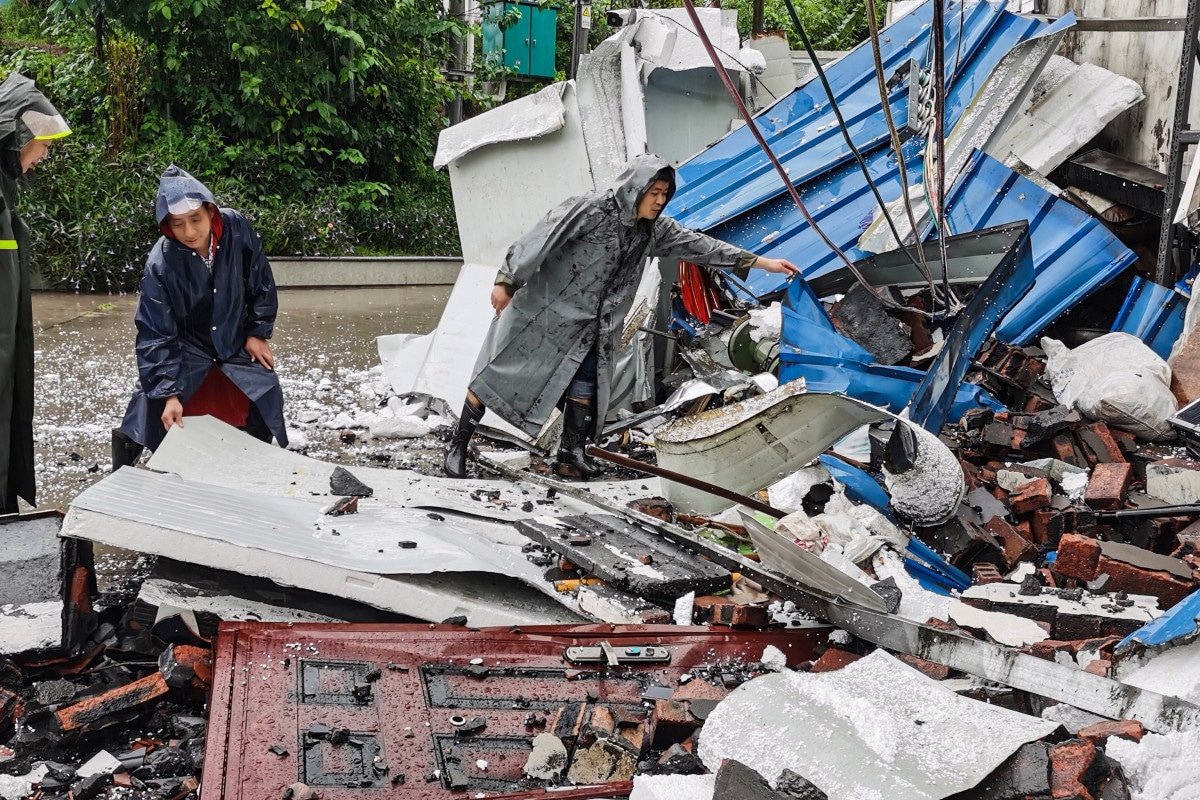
[155,164,216,225]
[0,72,70,181]
[611,154,677,227]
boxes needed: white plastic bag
[1041,332,1177,441]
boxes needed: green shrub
[21,134,461,291]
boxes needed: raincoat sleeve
[652,216,757,270]
[133,266,183,400]
[235,213,277,340]
[500,193,600,289]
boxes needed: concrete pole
[449,0,466,124]
[570,0,591,79]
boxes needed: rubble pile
[0,603,212,800]
[11,0,1200,797]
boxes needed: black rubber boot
[443,399,484,479]
[242,406,274,443]
[554,400,603,480]
[111,430,144,472]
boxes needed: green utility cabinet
[482,2,558,79]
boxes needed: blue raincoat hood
[155,164,215,225]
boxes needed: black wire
[932,0,952,306]
[779,0,933,284]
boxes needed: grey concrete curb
[31,256,464,291]
[269,256,462,287]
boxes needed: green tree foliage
[718,0,884,50]
[0,0,469,289]
[56,0,469,189]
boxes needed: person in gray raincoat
[444,153,798,479]
[0,73,70,513]
[112,165,287,468]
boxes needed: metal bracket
[563,644,672,665]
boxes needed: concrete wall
[268,256,462,287]
[1042,0,1196,171]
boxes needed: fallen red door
[202,622,826,798]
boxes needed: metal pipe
[585,445,788,518]
[1095,505,1200,520]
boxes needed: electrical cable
[953,0,965,81]
[779,0,932,283]
[862,0,938,307]
[931,0,953,307]
[676,0,914,314]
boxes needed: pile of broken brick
[936,338,1199,664]
[0,606,212,800]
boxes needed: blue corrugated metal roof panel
[1119,590,1200,649]
[1110,266,1196,359]
[732,148,1136,345]
[952,152,1139,345]
[668,0,1046,237]
[908,221,1035,431]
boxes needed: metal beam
[1156,0,1200,285]
[1031,16,1185,32]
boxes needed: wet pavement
[28,285,452,513]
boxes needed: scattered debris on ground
[10,0,1200,798]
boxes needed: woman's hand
[491,284,514,315]
[246,336,275,370]
[161,396,184,431]
[754,256,800,276]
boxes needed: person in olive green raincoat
[443,153,798,479]
[0,73,71,513]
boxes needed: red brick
[959,457,982,491]
[1049,738,1098,800]
[1055,534,1100,581]
[691,595,731,624]
[0,687,24,728]
[1084,462,1132,510]
[653,700,703,732]
[629,497,673,522]
[1027,639,1080,661]
[972,563,1004,585]
[810,648,862,673]
[1052,433,1084,467]
[710,603,768,628]
[1097,556,1195,609]
[1109,427,1137,454]
[672,679,728,702]
[1039,567,1058,588]
[985,517,1037,569]
[1031,510,1057,544]
[894,654,950,680]
[1078,720,1145,746]
[56,673,169,733]
[1081,422,1126,463]
[1010,477,1052,515]
[1083,659,1110,677]
[173,644,213,686]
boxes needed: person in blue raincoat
[0,73,71,514]
[112,165,287,468]
[443,153,799,479]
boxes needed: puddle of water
[29,286,451,511]
[27,286,452,591]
